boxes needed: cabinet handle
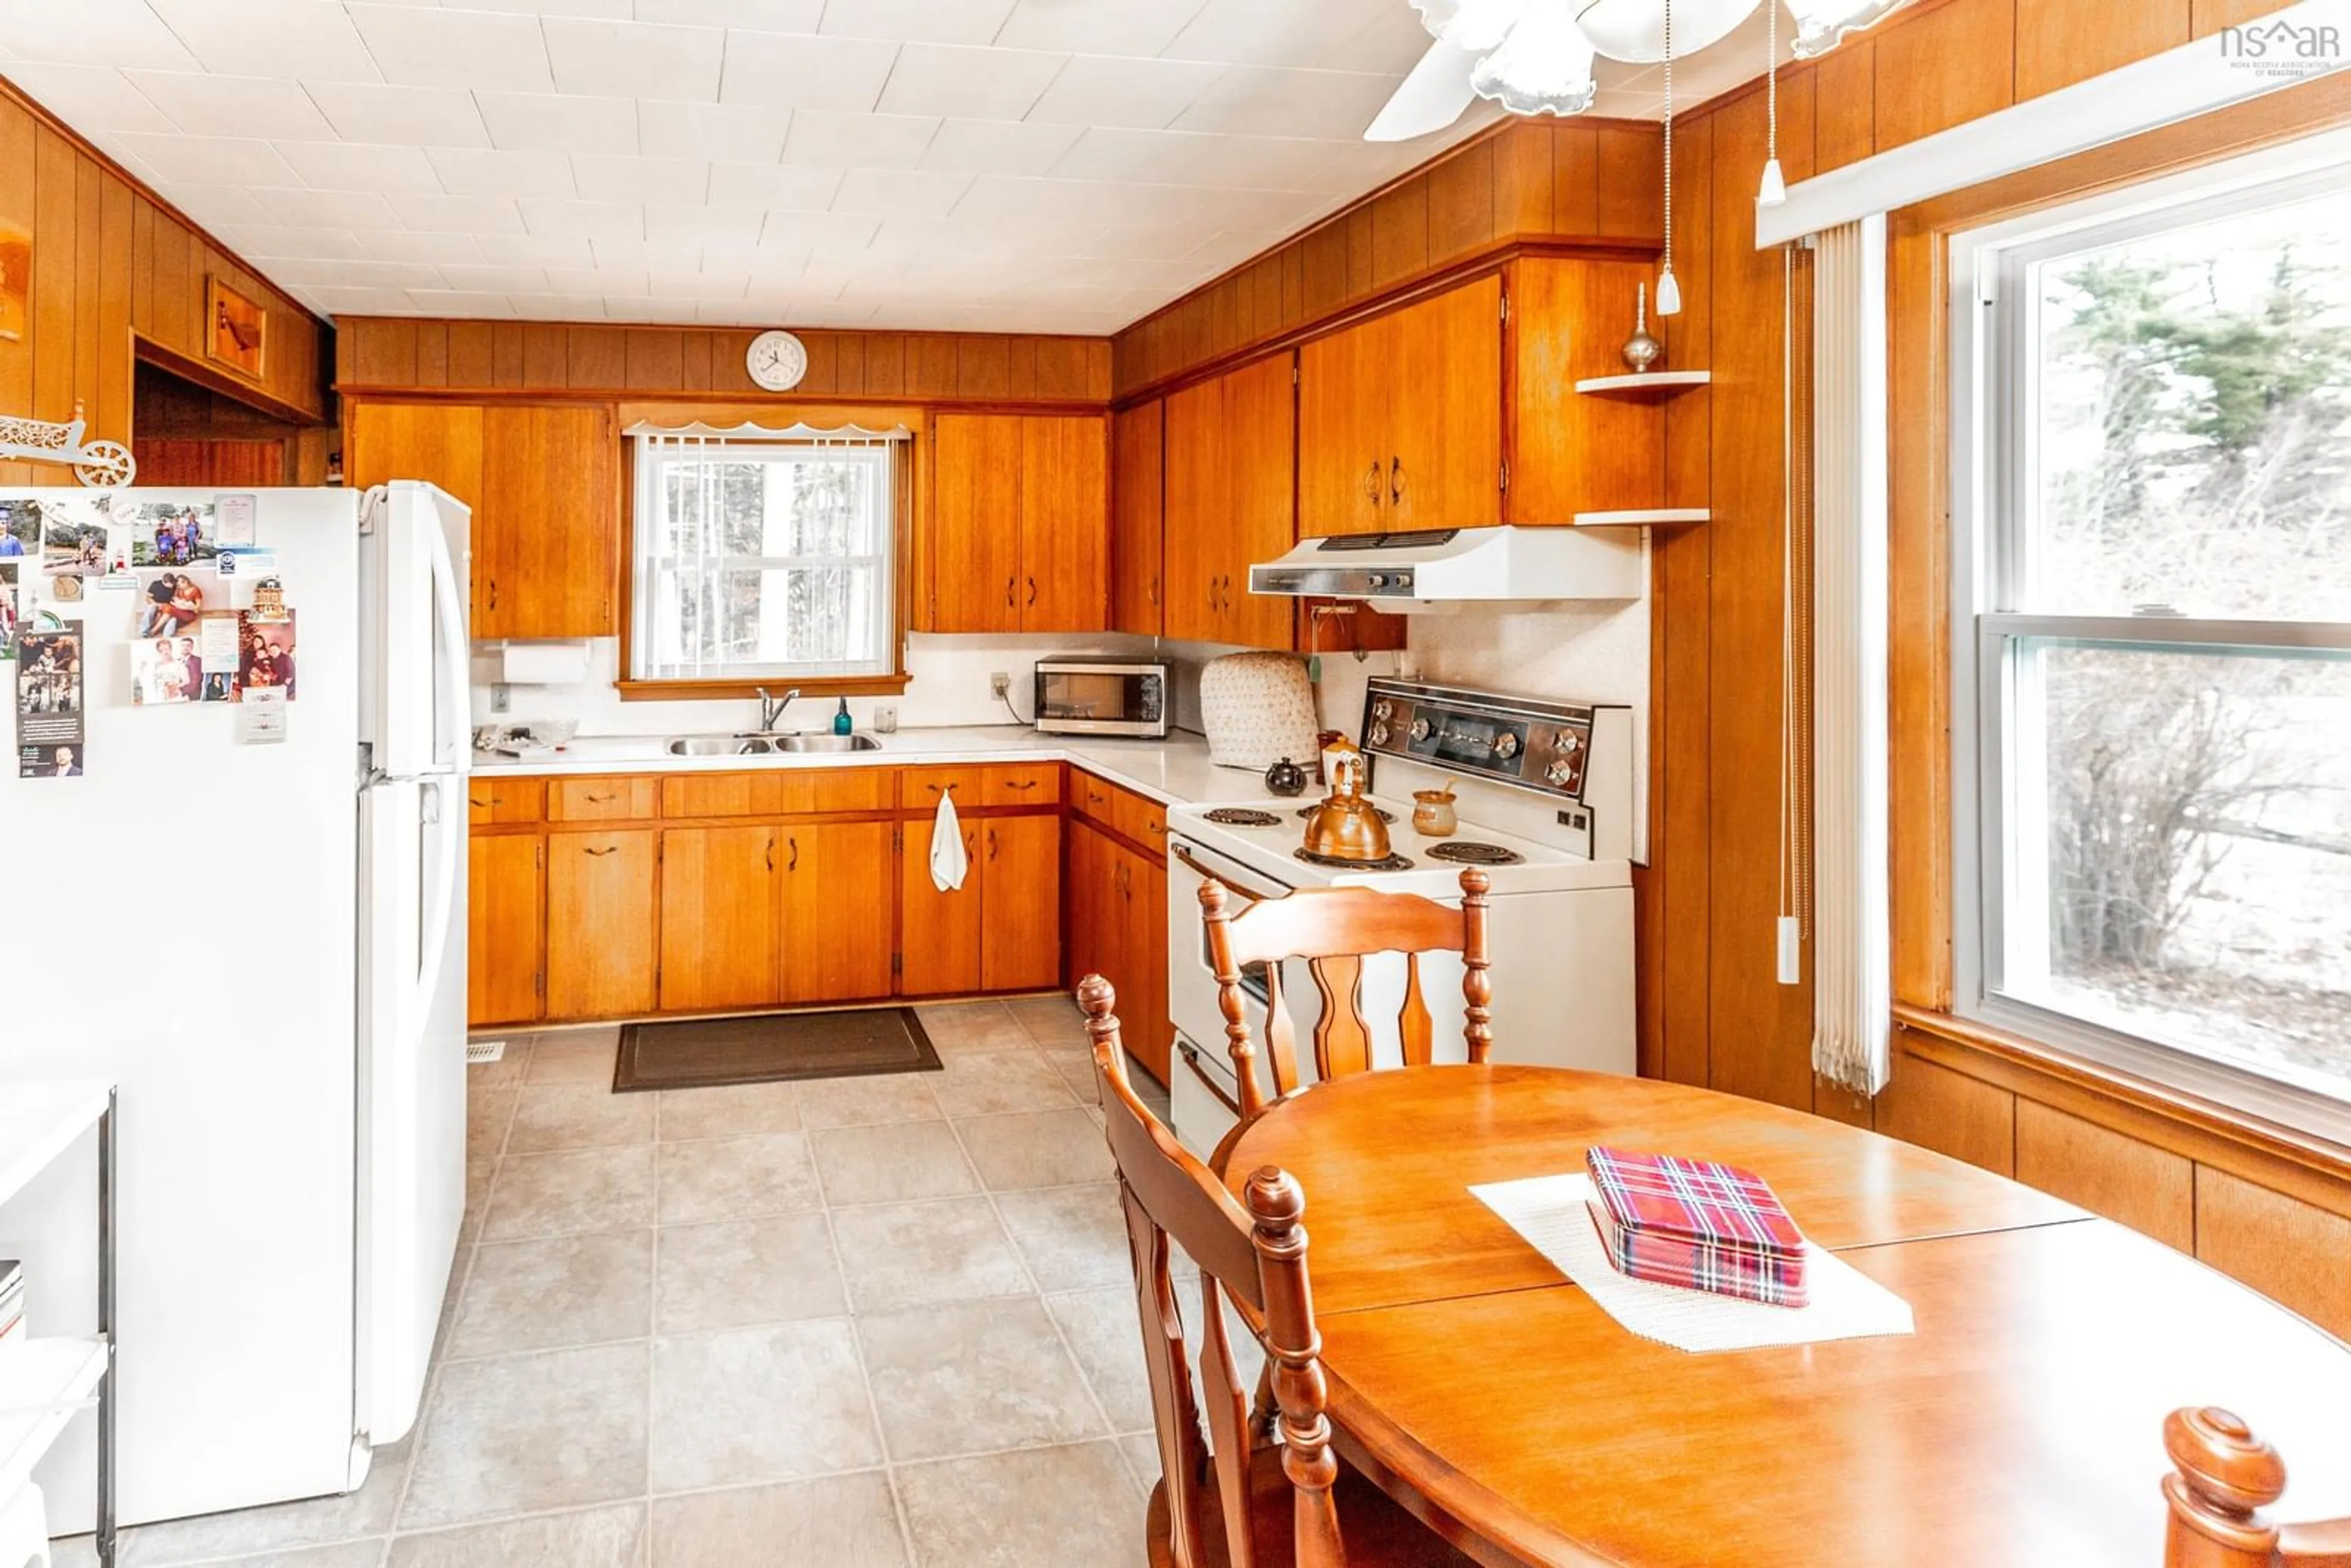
[583,845,616,858]
[1026,576,1038,607]
[487,578,498,610]
[1007,779,1036,792]
[929,781,955,795]
[787,836,798,872]
[469,795,489,810]
[1365,462,1384,506]
[1005,576,1017,609]
[584,790,615,803]
[987,827,999,861]
[1148,575,1160,607]
[1390,456,1405,505]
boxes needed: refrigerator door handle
[423,506,471,775]
[410,775,462,1045]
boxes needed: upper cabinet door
[1220,352,1298,652]
[478,404,618,640]
[930,413,1023,634]
[1018,414,1109,633]
[1385,277,1503,532]
[1505,256,1667,523]
[1160,375,1226,644]
[1297,318,1383,538]
[347,402,488,613]
[1110,400,1164,637]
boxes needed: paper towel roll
[497,642,591,684]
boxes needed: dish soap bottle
[832,697,852,737]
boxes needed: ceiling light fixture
[1783,0,1906,56]
[1471,0,1600,118]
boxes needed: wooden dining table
[1215,1063,2351,1568]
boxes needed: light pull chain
[1760,2,1787,205]
[1657,0,1681,314]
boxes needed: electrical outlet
[989,672,1010,699]
[490,683,511,714]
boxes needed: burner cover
[1294,848,1415,872]
[1297,805,1395,824]
[1201,808,1283,827]
[1427,841,1524,866]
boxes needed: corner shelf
[0,1335,111,1502]
[1573,370,1711,401]
[1573,508,1711,528]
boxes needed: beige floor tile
[399,1342,649,1530]
[1119,1431,1162,1494]
[656,1131,821,1225]
[656,1213,847,1333]
[953,1108,1115,1191]
[831,1197,1032,1311]
[924,1051,1080,1119]
[465,1038,531,1089]
[795,1071,944,1130]
[657,1081,801,1141]
[86,1441,409,1566]
[1041,1287,1153,1433]
[447,1229,651,1359]
[650,1472,908,1568]
[859,1296,1105,1463]
[913,1002,1034,1056]
[524,1032,621,1086]
[466,1086,516,1165]
[506,1084,656,1154]
[460,1158,493,1250]
[482,1146,656,1242]
[387,1504,645,1567]
[991,1184,1134,1293]
[650,1320,881,1491]
[1006,993,1087,1048]
[811,1120,977,1207]
[1039,1048,1100,1107]
[893,1442,1147,1567]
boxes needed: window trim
[1949,140,2351,1138]
[615,426,914,702]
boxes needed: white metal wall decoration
[0,400,135,487]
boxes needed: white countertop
[470,726,1284,810]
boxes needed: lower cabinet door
[546,829,658,1020]
[659,825,782,1013]
[981,812,1063,992]
[899,819,983,996]
[780,820,896,1004]
[1065,820,1116,994]
[468,831,544,1028]
[1121,846,1173,1086]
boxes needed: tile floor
[59,997,1226,1568]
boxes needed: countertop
[470,726,1278,810]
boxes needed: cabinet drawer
[901,764,1059,810]
[548,776,658,822]
[468,777,544,825]
[980,762,1060,808]
[661,769,893,819]
[1074,770,1117,824]
[1110,789,1167,853]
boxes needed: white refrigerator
[0,481,472,1529]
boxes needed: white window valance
[623,420,912,442]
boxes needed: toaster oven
[1033,658,1169,738]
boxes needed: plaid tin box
[1583,1146,1809,1308]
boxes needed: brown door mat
[613,1008,944,1092]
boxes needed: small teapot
[1412,782,1458,838]
[1302,740,1392,862]
[1264,757,1308,797]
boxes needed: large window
[628,430,901,686]
[1956,149,2351,1114]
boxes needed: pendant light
[1757,0,1787,206]
[1656,0,1681,316]
[1575,0,1760,62]
[1784,0,1905,56]
[1471,0,1599,116]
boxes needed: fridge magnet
[38,498,112,577]
[0,562,17,658]
[206,276,266,382]
[45,572,84,604]
[249,577,288,621]
[126,500,218,568]
[216,548,274,580]
[216,494,257,548]
[0,497,37,558]
[234,685,286,745]
[236,610,296,701]
[15,628,84,777]
[139,571,208,639]
[0,219,27,343]
[197,612,239,701]
[131,634,198,705]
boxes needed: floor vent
[465,1040,507,1065]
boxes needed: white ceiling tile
[588,238,708,269]
[718,30,899,112]
[782,109,937,170]
[347,5,556,92]
[1317,2,1447,72]
[433,264,555,293]
[1588,88,1667,119]
[954,174,1209,228]
[0,0,198,70]
[546,266,648,295]
[649,268,749,301]
[265,257,451,290]
[1082,223,1218,261]
[427,147,579,199]
[994,0,1210,58]
[209,224,375,260]
[361,230,486,264]
[123,72,337,140]
[508,293,609,318]
[144,0,384,83]
[829,168,971,219]
[758,209,885,250]
[4,64,177,133]
[517,198,648,239]
[576,155,711,203]
[472,232,596,264]
[1022,54,1221,130]
[407,288,533,315]
[386,192,530,233]
[544,18,724,101]
[476,92,639,155]
[465,0,631,16]
[306,283,447,315]
[646,201,768,246]
[876,41,1067,121]
[817,0,1017,45]
[103,132,303,187]
[274,140,446,195]
[707,162,842,209]
[154,184,275,228]
[917,117,1082,177]
[249,186,405,230]
[1050,126,1346,191]
[637,100,796,162]
[634,0,821,26]
[310,83,493,148]
[1209,186,1337,229]
[1168,67,1402,140]
[1161,0,1395,68]
[612,296,702,322]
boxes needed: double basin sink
[666,732,884,757]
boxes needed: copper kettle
[1302,739,1392,861]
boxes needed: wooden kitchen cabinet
[931,412,1023,634]
[899,815,984,996]
[980,812,1063,992]
[780,820,896,1003]
[1069,775,1172,1084]
[468,830,544,1029]
[1111,400,1164,635]
[1120,848,1171,1085]
[1505,255,1669,521]
[929,412,1108,634]
[347,400,485,520]
[1162,352,1297,650]
[658,824,782,1013]
[1019,414,1109,631]
[476,404,620,639]
[545,828,658,1021]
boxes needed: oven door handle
[1178,1039,1244,1117]
[1169,843,1272,904]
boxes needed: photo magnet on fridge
[0,562,17,659]
[15,627,84,778]
[131,633,202,705]
[0,498,37,560]
[125,500,219,569]
[236,609,296,702]
[139,569,209,639]
[37,495,116,578]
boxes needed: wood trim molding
[134,332,318,427]
[613,674,912,703]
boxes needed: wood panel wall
[336,318,1111,407]
[0,77,329,480]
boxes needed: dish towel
[1470,1173,1914,1353]
[929,789,969,893]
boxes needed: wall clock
[746,329,808,392]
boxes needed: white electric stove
[1163,678,1640,1155]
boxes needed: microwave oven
[1033,657,1169,738]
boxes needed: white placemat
[1469,1173,1916,1353]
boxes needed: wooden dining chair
[1200,869,1493,1119]
[2164,1406,2351,1567]
[1080,975,1475,1568]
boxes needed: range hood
[1248,526,1644,612]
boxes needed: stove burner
[1427,841,1525,867]
[1297,805,1395,824]
[1294,848,1415,873]
[1201,808,1283,827]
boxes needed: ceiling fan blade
[1364,38,1480,142]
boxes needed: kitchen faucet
[755,687,800,732]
